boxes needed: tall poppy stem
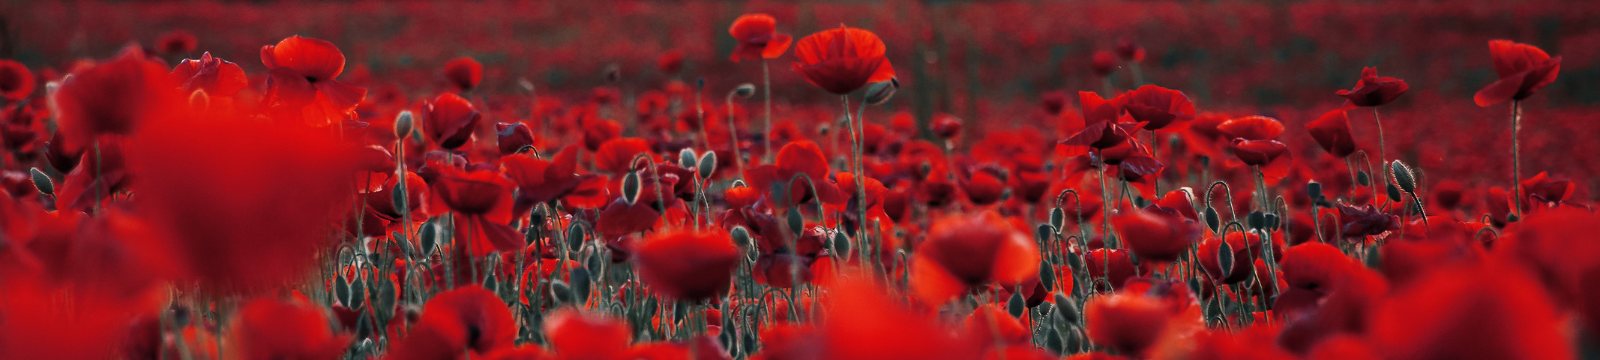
[763,59,774,163]
[1150,130,1160,195]
[726,92,746,177]
[1372,107,1388,202]
[1510,100,1523,217]
[1097,157,1115,249]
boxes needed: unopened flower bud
[864,77,899,105]
[394,111,415,139]
[733,83,756,98]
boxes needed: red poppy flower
[156,30,197,55]
[496,122,536,156]
[962,168,1006,205]
[226,298,351,360]
[1335,202,1399,240]
[1217,115,1284,141]
[1091,50,1117,76]
[261,35,367,115]
[424,93,482,150]
[755,253,815,289]
[1337,67,1408,107]
[1151,189,1198,222]
[1474,40,1562,107]
[1520,171,1573,206]
[745,140,843,206]
[1306,109,1357,158]
[729,14,793,62]
[0,104,42,153]
[1059,92,1139,155]
[1486,186,1514,227]
[1086,293,1170,357]
[1230,138,1288,166]
[504,146,596,214]
[932,115,963,139]
[597,137,655,174]
[169,52,248,97]
[791,25,895,94]
[965,304,1031,346]
[544,308,633,360]
[131,111,356,292]
[1122,85,1195,131]
[1278,242,1353,292]
[1114,208,1200,263]
[388,286,518,359]
[911,211,1040,303]
[430,166,523,256]
[0,59,34,101]
[1115,39,1146,62]
[634,230,742,301]
[583,119,623,151]
[656,50,685,75]
[820,280,985,360]
[1085,248,1139,289]
[443,56,483,92]
[53,47,178,145]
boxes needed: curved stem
[1372,107,1388,190]
[1098,159,1114,249]
[1150,129,1160,195]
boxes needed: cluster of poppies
[0,5,1598,360]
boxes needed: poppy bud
[1008,291,1026,317]
[29,167,52,195]
[697,151,717,179]
[1307,181,1323,199]
[1217,240,1234,280]
[1387,183,1403,201]
[733,83,756,98]
[622,171,642,205]
[1054,292,1079,325]
[1037,224,1055,245]
[678,148,697,170]
[496,122,535,156]
[1049,207,1065,231]
[1391,160,1417,194]
[864,78,899,105]
[786,208,804,237]
[731,226,752,248]
[1356,171,1370,186]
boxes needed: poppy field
[3,0,1600,359]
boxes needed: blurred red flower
[1114,208,1200,263]
[156,30,197,55]
[1306,109,1356,158]
[0,59,34,101]
[430,166,522,256]
[792,25,895,95]
[544,308,634,360]
[227,298,352,360]
[131,110,356,292]
[169,52,248,97]
[1086,292,1170,357]
[1336,67,1408,107]
[729,14,793,62]
[1091,51,1117,76]
[911,211,1040,303]
[444,56,484,92]
[1473,40,1561,107]
[389,286,518,359]
[53,47,178,146]
[634,230,741,301]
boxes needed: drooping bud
[1391,160,1417,194]
[1217,239,1234,280]
[29,168,52,196]
[731,226,752,248]
[733,83,756,98]
[864,77,899,105]
[622,171,642,205]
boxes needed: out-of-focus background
[3,0,1599,192]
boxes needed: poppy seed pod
[394,111,415,139]
[864,78,898,105]
[733,83,756,98]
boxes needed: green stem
[1510,100,1523,217]
[763,59,774,163]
